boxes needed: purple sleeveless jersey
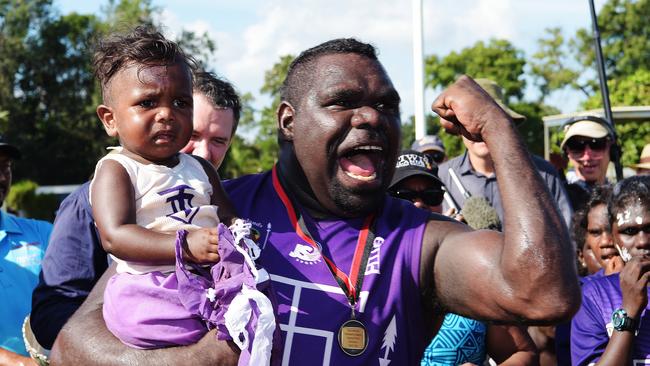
[571,273,650,365]
[224,172,431,365]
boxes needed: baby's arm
[191,156,239,226]
[92,159,219,264]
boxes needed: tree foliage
[532,0,650,166]
[220,55,293,178]
[425,39,526,101]
[423,38,553,157]
[0,0,217,185]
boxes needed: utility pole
[412,0,426,140]
[588,0,623,181]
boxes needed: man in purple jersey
[571,175,650,365]
[51,38,580,365]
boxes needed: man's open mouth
[338,145,384,182]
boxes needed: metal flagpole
[412,0,426,141]
[588,0,623,181]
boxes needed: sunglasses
[565,138,609,154]
[391,188,445,206]
[425,151,445,164]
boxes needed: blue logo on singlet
[158,184,199,224]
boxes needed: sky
[57,0,608,121]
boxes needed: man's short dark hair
[608,175,650,225]
[93,25,197,104]
[572,184,613,250]
[192,71,241,136]
[279,38,378,107]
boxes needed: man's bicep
[424,221,513,320]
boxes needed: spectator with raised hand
[571,175,650,365]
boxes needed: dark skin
[93,62,237,264]
[586,204,623,275]
[393,176,538,365]
[51,54,579,365]
[422,75,579,323]
[590,202,649,365]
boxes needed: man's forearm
[50,308,238,366]
[484,117,580,321]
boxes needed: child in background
[90,26,276,365]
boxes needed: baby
[90,26,275,365]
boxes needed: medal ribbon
[271,165,375,306]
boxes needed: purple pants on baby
[103,224,281,364]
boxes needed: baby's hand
[185,228,220,263]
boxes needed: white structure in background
[412,0,426,140]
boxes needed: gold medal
[338,319,368,356]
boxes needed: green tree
[423,39,552,157]
[221,55,293,177]
[0,0,217,185]
[532,0,650,167]
[529,27,586,101]
[425,39,526,101]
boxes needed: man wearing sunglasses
[561,117,613,210]
[411,135,447,165]
[388,150,446,212]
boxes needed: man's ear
[277,101,295,142]
[96,104,118,137]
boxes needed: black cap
[389,150,442,189]
[0,135,21,160]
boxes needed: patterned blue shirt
[421,313,487,365]
[0,210,52,355]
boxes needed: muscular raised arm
[421,76,580,324]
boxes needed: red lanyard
[271,165,375,305]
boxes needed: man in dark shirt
[438,79,572,228]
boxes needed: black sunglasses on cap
[391,188,445,206]
[565,137,609,154]
[425,151,445,164]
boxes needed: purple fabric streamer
[104,224,282,365]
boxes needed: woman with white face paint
[571,176,650,365]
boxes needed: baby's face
[106,62,193,164]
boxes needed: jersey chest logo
[289,243,322,264]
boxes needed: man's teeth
[344,171,377,181]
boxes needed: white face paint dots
[617,210,633,227]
